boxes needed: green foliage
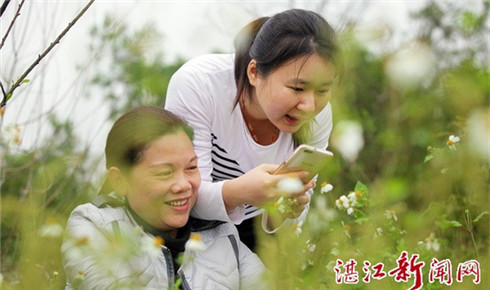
[256,3,489,289]
[85,15,185,120]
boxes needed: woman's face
[249,53,337,133]
[122,130,200,234]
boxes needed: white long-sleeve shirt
[165,54,332,227]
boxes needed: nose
[170,172,192,194]
[296,92,316,114]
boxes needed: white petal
[277,177,304,194]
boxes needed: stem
[0,0,11,18]
[464,210,480,260]
[0,0,95,108]
[0,0,24,50]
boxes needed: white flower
[277,177,303,194]
[466,109,490,160]
[292,221,303,236]
[141,235,164,257]
[425,233,440,252]
[336,195,354,214]
[1,124,22,148]
[185,233,205,252]
[330,247,339,256]
[274,197,286,214]
[305,240,316,252]
[326,260,336,272]
[331,120,364,163]
[74,270,85,283]
[320,182,333,194]
[447,135,460,145]
[335,195,349,209]
[38,219,63,238]
[373,227,383,239]
[385,41,436,88]
[426,240,440,252]
[447,135,460,150]
[384,210,398,221]
[347,191,358,206]
[62,236,90,261]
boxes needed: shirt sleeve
[165,63,244,224]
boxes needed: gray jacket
[62,203,266,289]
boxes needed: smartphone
[273,145,333,181]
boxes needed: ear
[108,167,130,196]
[247,59,258,87]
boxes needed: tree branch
[0,0,11,18]
[0,0,24,50]
[0,0,95,108]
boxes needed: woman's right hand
[222,164,309,211]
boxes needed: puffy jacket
[62,203,266,289]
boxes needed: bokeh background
[1,1,488,289]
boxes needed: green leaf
[436,220,462,229]
[354,217,370,224]
[21,79,30,84]
[424,154,434,163]
[354,181,369,195]
[473,211,489,223]
[446,220,462,227]
[6,93,12,101]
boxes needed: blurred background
[1,0,488,289]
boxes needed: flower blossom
[305,239,316,253]
[2,124,22,147]
[424,232,440,252]
[385,41,435,88]
[331,120,364,163]
[447,135,460,150]
[142,236,164,257]
[320,182,333,194]
[384,210,398,221]
[277,177,303,194]
[335,193,357,215]
[301,259,314,270]
[38,218,63,238]
[274,197,286,214]
[292,221,303,236]
[373,227,383,239]
[185,233,205,252]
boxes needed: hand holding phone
[273,145,333,181]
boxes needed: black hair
[99,106,193,194]
[233,9,342,145]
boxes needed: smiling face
[248,53,337,133]
[118,130,200,236]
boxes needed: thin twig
[0,81,6,97]
[0,0,95,108]
[0,0,10,18]
[0,0,24,50]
